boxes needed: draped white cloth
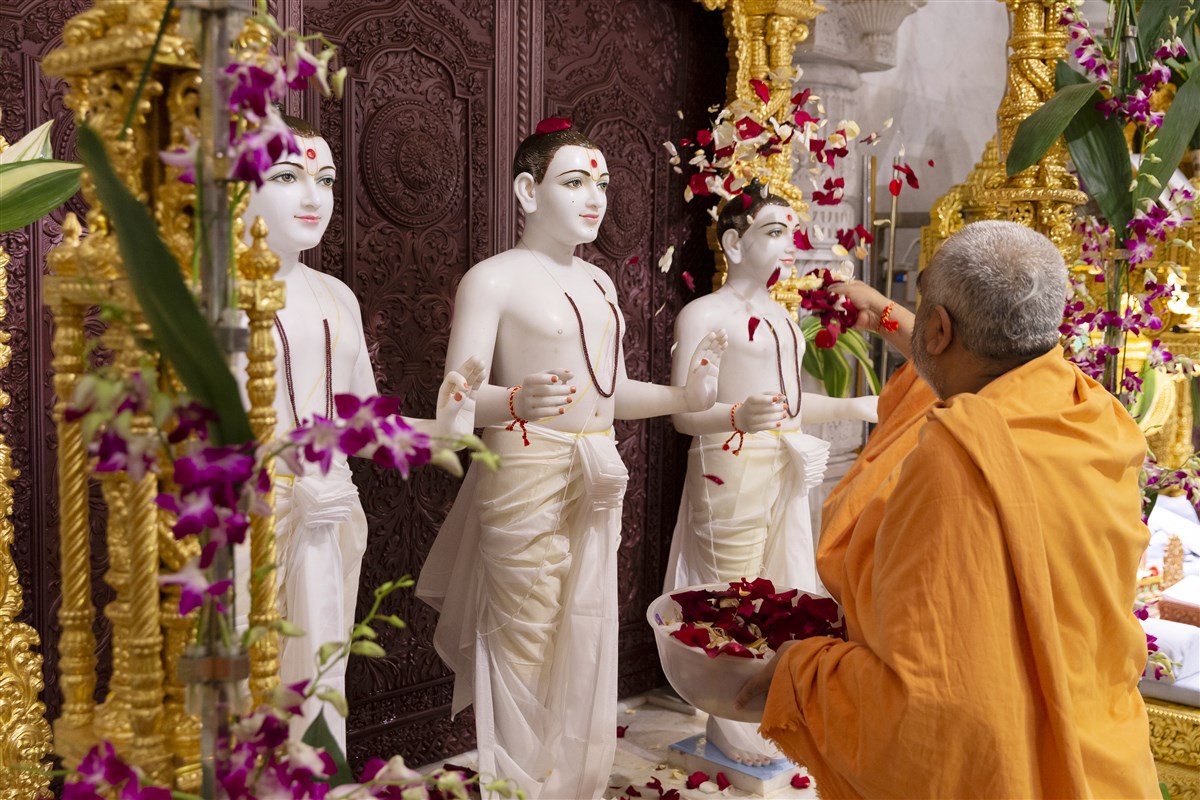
[417,424,628,800]
[274,460,367,749]
[663,430,829,761]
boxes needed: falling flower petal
[617,725,628,738]
[658,245,675,273]
[682,271,695,292]
[628,256,640,266]
[749,79,770,104]
[767,266,781,288]
[791,774,811,789]
[888,178,902,197]
[748,316,761,341]
[703,474,724,486]
[928,159,935,167]
[794,229,813,250]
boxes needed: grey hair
[924,220,1067,362]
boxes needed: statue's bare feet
[705,715,782,767]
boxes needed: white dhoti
[235,459,366,751]
[663,430,829,760]
[417,424,628,800]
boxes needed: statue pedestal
[666,734,811,796]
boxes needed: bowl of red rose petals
[647,578,845,723]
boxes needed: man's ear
[720,228,743,265]
[514,172,537,214]
[924,304,954,356]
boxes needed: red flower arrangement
[665,578,844,659]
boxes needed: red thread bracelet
[722,402,746,456]
[877,301,899,333]
[506,385,530,447]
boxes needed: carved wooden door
[3,0,726,768]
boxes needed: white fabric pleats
[418,424,629,800]
[663,430,830,761]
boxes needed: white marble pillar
[792,0,924,534]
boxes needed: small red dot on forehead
[306,148,317,159]
[787,214,793,221]
[590,159,598,167]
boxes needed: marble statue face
[531,144,610,245]
[244,135,336,254]
[733,203,796,282]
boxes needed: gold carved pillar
[920,0,1086,267]
[237,219,284,708]
[0,137,53,795]
[695,0,826,307]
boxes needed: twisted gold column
[239,218,284,707]
[0,229,53,794]
[45,216,96,769]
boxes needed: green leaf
[76,124,253,446]
[835,329,882,395]
[1056,62,1135,234]
[1137,0,1193,61]
[316,687,350,718]
[1136,68,1200,206]
[0,160,81,232]
[349,640,387,658]
[301,710,353,787]
[0,120,55,164]
[1005,80,1100,177]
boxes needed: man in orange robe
[737,221,1160,798]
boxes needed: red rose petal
[928,159,935,167]
[888,178,901,197]
[749,79,770,104]
[535,117,572,135]
[791,88,811,107]
[626,786,643,798]
[646,777,664,792]
[617,725,628,738]
[696,129,713,147]
[686,771,709,790]
[682,271,695,292]
[767,266,781,288]
[627,256,639,266]
[702,474,724,485]
[735,116,766,140]
[689,172,713,198]
[716,772,731,790]
[794,229,813,250]
[791,774,811,789]
[748,316,761,341]
[663,791,681,800]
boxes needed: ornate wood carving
[8,0,726,771]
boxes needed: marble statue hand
[850,394,879,424]
[514,369,576,420]
[683,330,728,412]
[736,392,787,432]
[829,279,890,330]
[436,356,487,439]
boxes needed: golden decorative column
[920,0,1086,267]
[0,128,53,795]
[695,0,826,308]
[238,218,284,708]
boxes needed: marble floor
[419,690,819,800]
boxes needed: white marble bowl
[648,582,845,724]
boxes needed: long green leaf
[1138,0,1194,61]
[1135,68,1200,206]
[837,329,882,395]
[1057,61,1135,234]
[0,120,55,164]
[76,124,253,446]
[0,160,81,232]
[301,709,353,787]
[1006,81,1100,177]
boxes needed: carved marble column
[792,0,923,531]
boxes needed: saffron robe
[664,430,830,759]
[417,424,628,800]
[761,351,1160,798]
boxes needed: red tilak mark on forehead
[787,214,793,222]
[590,159,598,168]
[306,148,317,160]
